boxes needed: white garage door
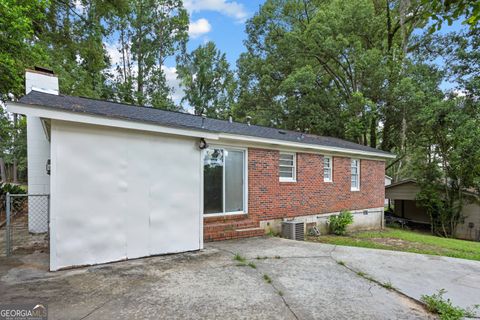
[49,120,202,271]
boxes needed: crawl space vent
[281,220,305,241]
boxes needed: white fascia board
[218,133,396,160]
[7,102,220,140]
[8,102,396,160]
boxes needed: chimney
[24,67,57,233]
[25,67,59,95]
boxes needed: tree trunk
[0,158,6,183]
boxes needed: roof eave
[7,101,396,160]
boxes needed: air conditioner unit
[281,220,305,241]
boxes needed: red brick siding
[248,148,385,221]
[203,147,385,241]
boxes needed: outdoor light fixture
[199,138,208,150]
[46,159,51,175]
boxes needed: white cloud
[184,0,248,22]
[188,18,212,39]
[105,42,122,66]
[162,66,184,104]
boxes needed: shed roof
[19,91,395,158]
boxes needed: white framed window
[203,146,247,215]
[324,156,333,182]
[279,152,296,182]
[351,159,360,191]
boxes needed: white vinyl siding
[279,152,296,182]
[324,156,332,182]
[351,159,360,191]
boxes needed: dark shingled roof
[19,90,394,157]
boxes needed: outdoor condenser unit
[281,220,305,241]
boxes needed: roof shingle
[19,91,394,157]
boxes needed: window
[324,156,332,182]
[351,159,360,191]
[279,152,296,182]
[203,147,246,215]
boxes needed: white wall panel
[26,116,50,233]
[50,120,201,270]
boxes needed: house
[7,69,395,270]
[384,175,393,206]
[385,180,480,241]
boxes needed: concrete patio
[1,237,478,319]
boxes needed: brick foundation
[204,147,386,241]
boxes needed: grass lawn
[307,228,480,261]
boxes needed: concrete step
[204,220,259,233]
[204,227,265,242]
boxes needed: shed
[385,180,480,241]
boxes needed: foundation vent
[281,221,305,241]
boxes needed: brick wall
[248,148,385,221]
[203,147,386,241]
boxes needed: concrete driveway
[0,237,477,319]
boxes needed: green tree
[235,0,432,152]
[412,97,480,237]
[177,41,236,117]
[425,0,480,30]
[113,0,189,109]
[0,0,49,101]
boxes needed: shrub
[328,210,354,235]
[0,183,26,196]
[421,289,479,320]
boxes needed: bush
[0,183,26,196]
[328,210,354,235]
[421,289,479,320]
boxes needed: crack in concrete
[327,244,432,315]
[78,297,115,320]
[209,243,435,318]
[213,246,300,320]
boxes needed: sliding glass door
[203,147,246,215]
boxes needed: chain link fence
[1,194,50,256]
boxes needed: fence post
[5,193,11,256]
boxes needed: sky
[163,0,265,105]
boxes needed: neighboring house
[8,69,395,270]
[385,175,392,186]
[384,175,392,206]
[385,180,480,241]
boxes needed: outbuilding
[385,180,480,241]
[8,69,395,270]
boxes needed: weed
[278,290,284,296]
[233,253,246,263]
[356,271,366,277]
[337,260,345,266]
[256,256,268,260]
[421,289,479,320]
[263,274,272,284]
[328,210,354,235]
[274,255,281,259]
[248,262,257,269]
[382,281,395,290]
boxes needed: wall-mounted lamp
[46,159,51,175]
[199,138,208,150]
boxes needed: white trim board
[7,102,396,160]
